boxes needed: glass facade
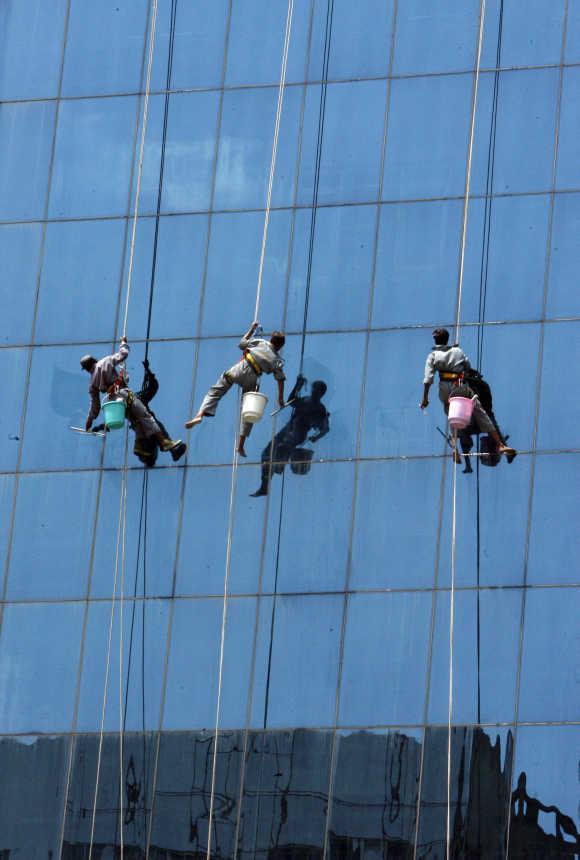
[0,1,578,857]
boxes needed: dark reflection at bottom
[0,728,577,858]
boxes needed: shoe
[250,487,268,497]
[160,437,182,453]
[170,441,187,462]
[504,448,517,464]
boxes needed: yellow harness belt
[244,351,262,375]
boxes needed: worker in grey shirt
[420,328,516,463]
[81,338,186,462]
[185,321,286,457]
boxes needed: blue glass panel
[0,477,14,581]
[0,0,67,100]
[225,0,314,86]
[528,454,580,586]
[328,0,395,78]
[547,194,580,318]
[76,598,169,732]
[214,86,303,211]
[0,602,83,733]
[163,596,257,730]
[351,460,440,590]
[393,0,480,74]
[49,96,138,218]
[0,101,56,221]
[62,0,152,96]
[383,74,472,201]
[286,205,376,332]
[21,344,106,471]
[298,80,386,205]
[259,594,342,727]
[0,736,67,856]
[36,219,125,343]
[427,589,521,724]
[0,348,27,472]
[497,0,565,67]
[537,322,580,450]
[329,729,422,852]
[101,338,194,469]
[519,587,579,722]
[472,69,559,196]
[91,469,182,600]
[566,0,580,62]
[0,224,41,346]
[171,0,229,89]
[160,91,220,213]
[373,200,463,328]
[147,214,208,340]
[511,726,580,843]
[556,68,580,191]
[120,216,156,344]
[339,592,431,726]
[201,210,292,338]
[7,471,98,600]
[264,462,355,594]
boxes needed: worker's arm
[420,352,435,409]
[287,373,306,403]
[277,378,285,409]
[85,388,101,430]
[309,411,330,443]
[111,336,129,364]
[239,321,259,350]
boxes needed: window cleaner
[80,338,186,463]
[185,320,286,458]
[420,328,516,465]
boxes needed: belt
[440,372,463,380]
[244,351,262,376]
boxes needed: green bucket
[102,397,126,430]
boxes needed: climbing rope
[205,4,295,857]
[447,2,486,858]
[88,2,160,857]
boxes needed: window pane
[164,597,257,730]
[171,0,229,89]
[383,74,472,201]
[510,726,580,847]
[0,602,83,733]
[238,730,332,857]
[36,219,125,343]
[160,91,221,213]
[76,599,169,732]
[329,729,422,853]
[62,0,151,96]
[91,469,182,600]
[0,477,15,581]
[201,210,291,338]
[0,224,42,346]
[339,592,432,726]
[225,0,314,87]
[393,0,481,74]
[298,80,386,205]
[0,348,27,472]
[259,594,342,728]
[427,589,521,724]
[7,471,99,601]
[497,0,566,67]
[0,101,56,220]
[0,0,67,100]
[537,322,580,450]
[519,587,579,722]
[547,194,580,318]
[214,86,303,211]
[0,735,67,856]
[556,68,580,191]
[329,0,395,78]
[528,454,580,585]
[49,96,139,218]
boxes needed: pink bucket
[448,396,475,430]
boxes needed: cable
[205,10,296,854]
[447,3,486,858]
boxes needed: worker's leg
[185,369,235,429]
[236,367,261,457]
[438,381,454,414]
[472,398,517,462]
[128,395,186,461]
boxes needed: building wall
[0,1,578,857]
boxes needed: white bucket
[242,391,268,424]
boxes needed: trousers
[117,389,162,439]
[199,360,260,437]
[438,381,496,436]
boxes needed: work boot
[250,485,268,497]
[160,437,182,453]
[170,441,187,462]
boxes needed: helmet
[80,355,96,371]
